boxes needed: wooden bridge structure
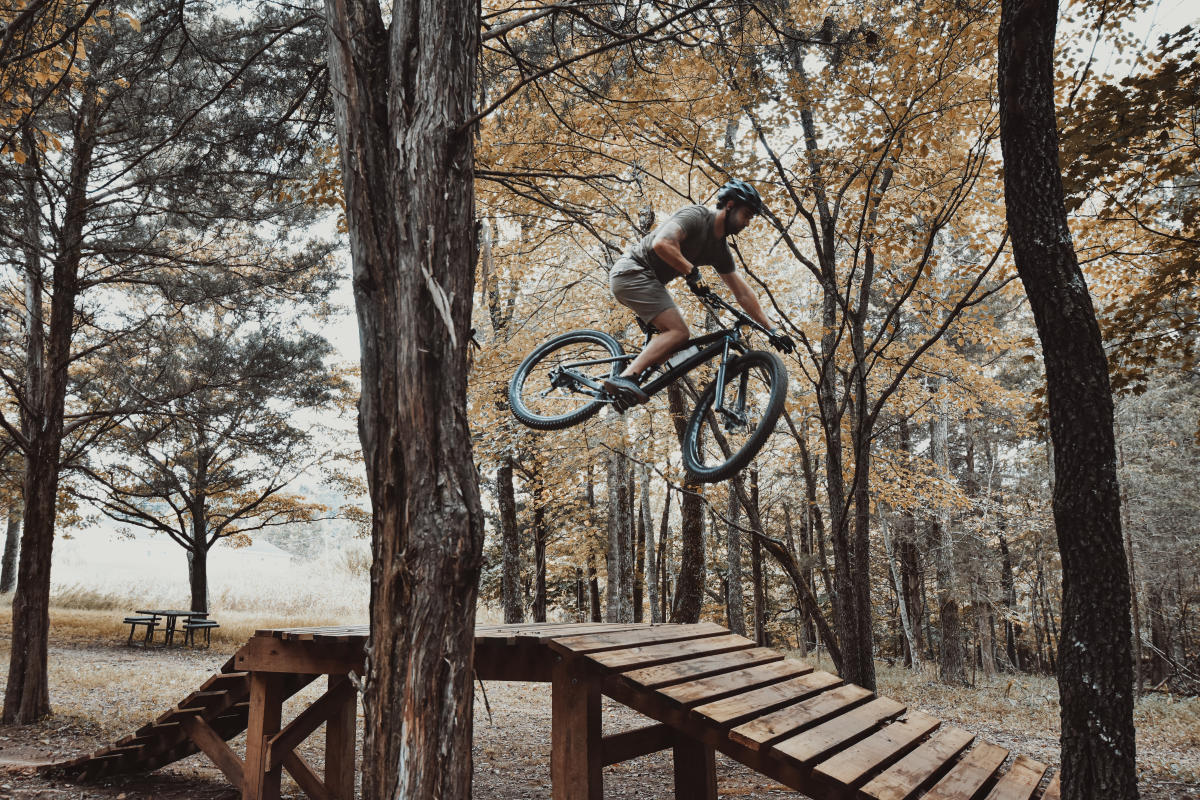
[53,621,1062,800]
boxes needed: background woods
[0,0,1193,799]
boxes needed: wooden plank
[551,656,602,800]
[920,741,1010,800]
[601,723,675,766]
[549,622,727,654]
[859,725,976,800]
[179,715,245,789]
[813,710,941,789]
[1040,773,1060,800]
[586,633,758,672]
[282,750,332,800]
[983,755,1049,800]
[693,670,843,727]
[659,659,811,707]
[325,674,357,800]
[729,683,872,750]
[620,647,783,689]
[773,697,907,765]
[673,734,717,800]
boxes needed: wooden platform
[52,622,1061,800]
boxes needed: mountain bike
[507,283,788,483]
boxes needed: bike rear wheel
[681,350,787,483]
[509,329,626,430]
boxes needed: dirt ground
[0,635,1197,799]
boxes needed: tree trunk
[188,500,209,613]
[999,532,1018,671]
[725,485,746,636]
[5,97,97,725]
[587,550,601,623]
[998,2,1137,795]
[324,0,483,795]
[750,472,766,646]
[931,394,967,686]
[644,464,661,623]
[0,504,21,594]
[605,445,633,622]
[533,500,547,623]
[657,486,671,623]
[634,488,645,623]
[668,385,705,623]
[498,458,523,623]
[882,512,920,672]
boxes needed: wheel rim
[687,359,778,473]
[515,338,616,422]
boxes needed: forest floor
[0,612,1197,799]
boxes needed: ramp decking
[53,622,1061,800]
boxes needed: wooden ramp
[52,622,1062,800]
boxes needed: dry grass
[0,604,365,651]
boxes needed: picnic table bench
[59,622,1061,800]
[125,610,216,647]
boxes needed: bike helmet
[715,179,765,215]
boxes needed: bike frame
[549,286,771,414]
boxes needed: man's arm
[719,271,772,328]
[651,222,696,278]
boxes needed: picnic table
[133,609,210,646]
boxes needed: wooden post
[325,674,357,800]
[672,734,717,800]
[243,672,284,800]
[551,654,602,800]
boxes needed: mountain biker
[603,179,795,405]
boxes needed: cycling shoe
[602,375,649,405]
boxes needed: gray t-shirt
[615,204,735,284]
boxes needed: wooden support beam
[265,677,356,770]
[179,715,245,789]
[243,673,284,800]
[601,723,675,766]
[235,637,365,675]
[551,655,603,800]
[325,674,357,800]
[281,750,332,800]
[672,733,717,799]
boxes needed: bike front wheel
[681,350,787,483]
[509,329,626,430]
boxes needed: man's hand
[767,327,795,355]
[684,267,706,293]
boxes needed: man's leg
[603,308,690,405]
[623,307,690,378]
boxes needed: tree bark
[0,504,21,594]
[324,0,483,795]
[998,2,1137,795]
[188,498,209,613]
[498,458,523,623]
[5,94,98,725]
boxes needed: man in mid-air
[603,178,794,404]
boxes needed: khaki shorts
[610,259,676,323]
